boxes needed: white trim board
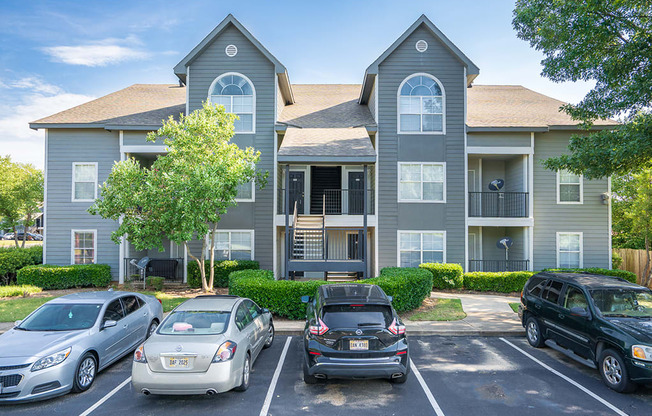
[467,146,533,155]
[71,162,98,202]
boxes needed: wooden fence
[613,248,651,287]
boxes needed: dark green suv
[518,271,652,393]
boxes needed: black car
[519,271,652,392]
[301,284,409,384]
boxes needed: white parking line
[410,358,445,416]
[499,338,628,416]
[79,376,131,416]
[259,336,292,416]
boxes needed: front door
[289,171,305,214]
[347,232,360,260]
[348,172,364,215]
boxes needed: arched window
[208,73,255,133]
[398,74,444,133]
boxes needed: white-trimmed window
[557,232,583,268]
[557,170,583,203]
[72,162,98,202]
[71,230,97,264]
[235,181,255,202]
[398,231,445,267]
[213,230,254,260]
[208,73,255,133]
[398,162,445,202]
[398,74,445,134]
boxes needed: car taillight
[212,341,237,363]
[158,299,162,305]
[133,344,147,363]
[309,318,329,336]
[388,318,405,335]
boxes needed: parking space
[0,335,650,416]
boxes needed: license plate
[168,357,189,368]
[350,340,369,351]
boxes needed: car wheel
[302,357,318,384]
[525,317,545,348]
[598,349,637,393]
[235,353,250,392]
[147,320,158,338]
[72,353,97,393]
[263,324,274,349]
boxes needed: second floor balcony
[278,188,375,215]
[468,192,529,218]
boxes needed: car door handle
[534,304,541,309]
[558,314,565,320]
[123,324,129,329]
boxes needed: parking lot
[1,335,650,416]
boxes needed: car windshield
[321,304,393,328]
[590,288,652,318]
[158,311,230,335]
[18,303,102,331]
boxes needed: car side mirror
[102,320,117,330]
[570,307,590,319]
[301,296,312,303]
[387,296,393,302]
[262,308,270,314]
[14,320,22,327]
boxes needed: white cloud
[42,37,150,67]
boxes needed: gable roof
[360,14,479,104]
[173,14,294,104]
[278,127,376,163]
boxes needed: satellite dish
[488,179,505,191]
[496,237,513,250]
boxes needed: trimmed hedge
[228,267,433,320]
[543,268,637,284]
[16,264,112,289]
[146,276,165,291]
[419,263,463,289]
[0,246,43,284]
[187,260,259,288]
[463,271,536,293]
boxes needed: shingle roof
[278,85,375,128]
[30,84,186,128]
[278,127,376,162]
[466,85,617,128]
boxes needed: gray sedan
[0,291,163,402]
[132,295,274,395]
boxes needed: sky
[0,0,595,169]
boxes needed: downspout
[363,165,368,278]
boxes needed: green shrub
[187,260,259,288]
[228,267,433,319]
[0,284,42,297]
[17,264,112,289]
[543,268,637,284]
[611,252,623,270]
[463,271,536,293]
[419,263,463,289]
[0,246,43,284]
[146,276,165,291]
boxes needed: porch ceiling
[278,127,376,163]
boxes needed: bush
[187,260,259,288]
[463,271,536,293]
[228,267,433,319]
[611,252,623,270]
[0,246,43,285]
[0,284,42,297]
[543,268,637,284]
[17,264,112,289]
[146,276,165,291]
[419,263,463,289]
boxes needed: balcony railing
[277,189,374,215]
[468,192,528,218]
[125,258,184,282]
[289,228,365,261]
[468,259,530,272]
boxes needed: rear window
[526,277,547,297]
[321,304,393,328]
[158,311,230,335]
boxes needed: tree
[611,173,645,249]
[0,156,44,248]
[513,0,652,178]
[89,103,266,291]
[628,169,652,287]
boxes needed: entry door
[289,171,305,214]
[348,172,364,215]
[347,233,360,260]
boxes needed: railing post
[284,164,290,280]
[363,165,368,278]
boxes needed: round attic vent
[415,40,428,53]
[225,44,238,57]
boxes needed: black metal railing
[125,258,184,282]
[289,228,365,261]
[468,260,530,272]
[468,192,528,217]
[277,189,374,215]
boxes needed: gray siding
[367,81,377,122]
[532,131,609,270]
[377,24,466,268]
[122,131,165,146]
[187,23,275,271]
[45,129,121,279]
[504,156,525,193]
[468,133,531,148]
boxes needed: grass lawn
[404,298,466,321]
[139,291,190,312]
[0,285,42,297]
[509,303,520,313]
[0,240,42,248]
[0,297,54,322]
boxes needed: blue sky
[0,0,593,168]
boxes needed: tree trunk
[185,242,207,291]
[208,223,218,291]
[645,236,651,288]
[12,226,19,248]
[21,213,30,249]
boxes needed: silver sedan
[0,291,163,402]
[132,295,274,395]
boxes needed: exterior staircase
[292,215,324,260]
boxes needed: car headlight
[632,345,652,362]
[31,347,72,372]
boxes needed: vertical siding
[187,23,275,270]
[46,129,121,279]
[533,131,609,269]
[377,25,466,268]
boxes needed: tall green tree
[513,0,652,178]
[628,169,652,287]
[89,103,266,291]
[0,156,44,248]
[611,173,644,249]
